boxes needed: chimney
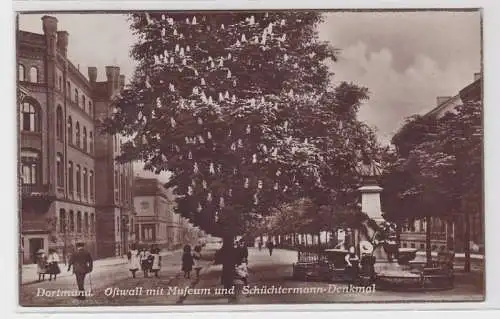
[56,31,69,57]
[474,72,481,81]
[88,67,97,83]
[41,15,58,34]
[105,66,121,93]
[41,16,58,56]
[119,75,125,90]
[436,96,451,107]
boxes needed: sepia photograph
[16,9,484,307]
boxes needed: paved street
[19,248,484,307]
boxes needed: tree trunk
[317,232,321,247]
[464,211,471,272]
[221,235,235,289]
[305,234,308,247]
[426,216,432,266]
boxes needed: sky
[18,11,481,180]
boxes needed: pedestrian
[46,248,61,281]
[238,240,249,264]
[182,245,194,279]
[35,249,47,282]
[258,241,263,251]
[140,248,152,278]
[150,247,161,278]
[127,244,140,278]
[344,246,360,285]
[266,241,274,256]
[67,242,93,300]
[192,245,202,279]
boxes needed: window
[76,165,81,196]
[89,131,93,153]
[114,171,119,200]
[82,96,86,111]
[56,106,63,140]
[83,168,88,199]
[59,209,66,233]
[88,101,92,116]
[116,216,120,234]
[410,243,416,248]
[68,161,74,195]
[58,76,62,91]
[75,122,80,147]
[69,210,75,232]
[74,89,79,104]
[67,116,73,144]
[29,67,38,83]
[20,149,39,185]
[20,102,38,132]
[66,81,71,97]
[56,153,64,187]
[90,213,95,233]
[76,211,82,233]
[84,212,89,233]
[420,243,425,250]
[120,173,125,201]
[82,127,87,152]
[18,64,25,81]
[89,170,94,200]
[142,225,155,241]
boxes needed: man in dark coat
[68,242,93,300]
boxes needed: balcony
[20,184,56,211]
[21,184,50,198]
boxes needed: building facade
[18,16,134,263]
[399,72,483,254]
[133,177,202,249]
[92,67,135,259]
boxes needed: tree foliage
[102,12,380,237]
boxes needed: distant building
[133,177,184,249]
[399,72,483,254]
[17,15,134,263]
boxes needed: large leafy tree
[383,100,482,270]
[103,12,380,248]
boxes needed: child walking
[192,245,202,278]
[181,245,194,279]
[151,247,161,278]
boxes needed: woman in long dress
[46,248,61,281]
[127,245,141,278]
[150,247,161,278]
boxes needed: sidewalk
[21,249,179,285]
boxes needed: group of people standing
[35,248,61,282]
[127,244,161,278]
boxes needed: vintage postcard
[16,9,484,308]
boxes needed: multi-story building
[399,72,483,254]
[17,15,134,263]
[133,177,203,249]
[133,177,179,249]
